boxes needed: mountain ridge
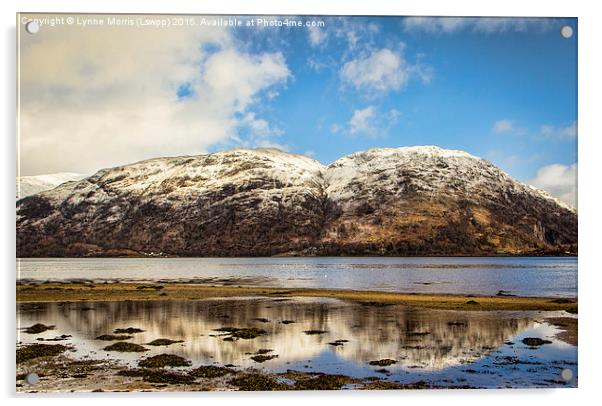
[16,146,577,257]
[17,172,86,200]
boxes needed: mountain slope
[17,173,85,199]
[322,146,576,255]
[16,146,577,257]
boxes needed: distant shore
[16,251,579,258]
[17,282,578,312]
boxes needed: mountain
[17,173,86,199]
[16,147,577,257]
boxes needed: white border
[2,1,601,405]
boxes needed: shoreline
[17,282,578,312]
[17,253,578,258]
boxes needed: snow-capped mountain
[17,173,86,199]
[16,147,577,257]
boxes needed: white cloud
[493,119,515,134]
[492,119,527,135]
[305,18,379,54]
[238,112,283,138]
[403,17,469,33]
[340,48,429,95]
[348,106,401,137]
[349,107,377,135]
[530,163,577,207]
[330,123,342,134]
[19,18,290,175]
[540,121,577,140]
[329,18,380,53]
[386,109,402,122]
[403,17,558,34]
[307,56,333,72]
[308,26,326,47]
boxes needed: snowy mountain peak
[17,147,576,257]
[360,145,477,159]
[222,148,325,172]
[17,172,85,199]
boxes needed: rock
[368,359,397,367]
[521,337,552,346]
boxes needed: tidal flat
[16,291,578,392]
[16,281,578,312]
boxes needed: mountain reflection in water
[17,297,576,387]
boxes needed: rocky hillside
[16,147,577,257]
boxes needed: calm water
[17,297,577,388]
[17,257,577,297]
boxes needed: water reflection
[18,297,542,372]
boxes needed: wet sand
[17,281,578,312]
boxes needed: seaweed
[17,343,67,363]
[138,354,191,368]
[229,374,288,391]
[136,285,164,290]
[24,323,55,334]
[142,370,195,384]
[117,368,148,377]
[145,338,184,346]
[328,340,348,346]
[303,330,327,335]
[214,327,267,339]
[521,337,552,346]
[118,368,195,384]
[251,354,278,363]
[36,334,71,342]
[294,374,355,390]
[113,327,145,334]
[190,365,236,378]
[234,328,267,339]
[103,342,148,352]
[360,380,431,390]
[95,334,133,341]
[368,359,397,367]
[359,302,393,307]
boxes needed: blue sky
[20,15,577,205]
[210,16,577,186]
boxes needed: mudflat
[17,281,578,312]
